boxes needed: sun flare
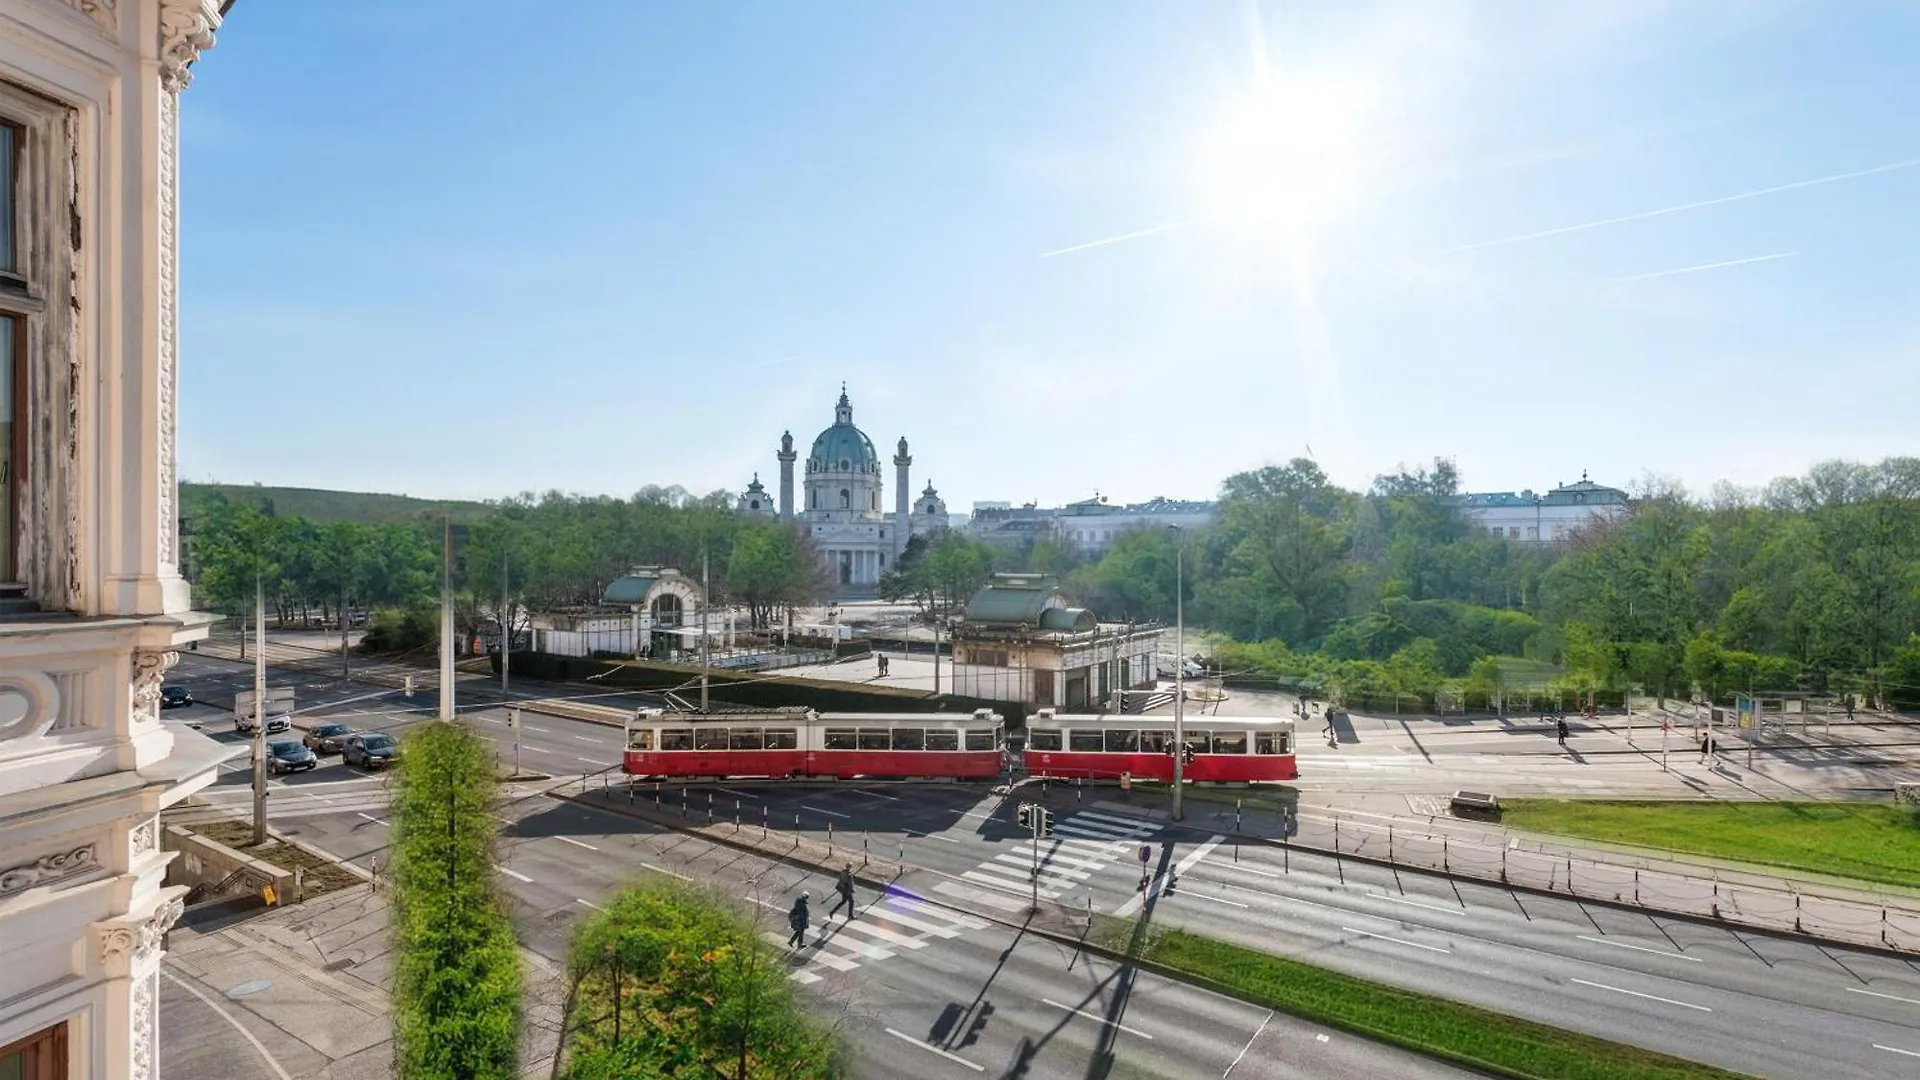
[1194,73,1374,236]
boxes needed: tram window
[1104,729,1139,753]
[1256,730,1291,755]
[1139,729,1171,754]
[729,728,764,750]
[1184,731,1210,754]
[766,729,799,750]
[892,728,926,751]
[1027,729,1062,751]
[859,728,890,751]
[695,728,728,751]
[628,729,654,751]
[660,729,695,751]
[1068,730,1104,753]
[925,730,959,751]
[824,729,857,750]
[965,729,997,751]
[1210,731,1247,755]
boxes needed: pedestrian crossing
[933,808,1162,913]
[759,889,991,985]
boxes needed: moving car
[267,739,318,775]
[160,685,193,709]
[343,732,397,769]
[236,712,291,736]
[303,722,354,754]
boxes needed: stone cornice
[157,0,222,92]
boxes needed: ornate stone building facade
[0,3,236,1077]
[754,387,948,598]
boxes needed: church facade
[742,388,947,597]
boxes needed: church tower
[893,436,912,558]
[777,431,796,521]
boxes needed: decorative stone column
[91,892,186,1080]
[777,432,797,521]
[893,438,912,560]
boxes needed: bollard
[1634,869,1641,906]
[1235,798,1242,835]
[863,830,870,867]
[681,787,687,818]
[827,821,834,853]
[898,840,905,864]
[295,864,305,905]
[762,804,768,838]
[655,782,661,808]
[1567,855,1573,896]
[627,780,634,805]
[735,800,741,832]
[1794,891,1802,934]
[1389,825,1395,863]
[1884,907,1890,946]
[1500,844,1508,883]
[1076,777,1082,803]
[1443,837,1450,874]
[795,812,801,830]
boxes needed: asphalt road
[260,794,1476,1079]
[164,654,1920,1078]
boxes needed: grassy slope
[1110,923,1755,1080]
[1501,799,1920,889]
[181,482,494,526]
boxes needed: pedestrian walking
[829,864,856,919]
[1557,717,1569,747]
[1845,694,1855,721]
[787,892,811,949]
[1698,733,1709,763]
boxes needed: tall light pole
[439,517,455,722]
[500,547,512,705]
[252,574,268,845]
[700,548,711,712]
[1169,525,1185,822]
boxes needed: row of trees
[1046,456,1920,707]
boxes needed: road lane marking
[1114,835,1224,917]
[884,1028,984,1072]
[552,836,599,851]
[1569,978,1710,1011]
[160,969,296,1080]
[801,804,850,819]
[853,789,901,801]
[1074,810,1162,829]
[577,898,604,911]
[1174,889,1249,909]
[355,812,390,826]
[716,787,761,800]
[525,726,552,734]
[1875,1044,1920,1058]
[1210,862,1282,879]
[933,880,1028,912]
[906,830,961,843]
[573,734,600,742]
[1342,927,1448,954]
[573,755,602,764]
[1576,935,1702,962]
[1369,893,1461,915]
[500,868,533,883]
[1849,987,1920,1006]
[641,862,692,881]
[1223,1011,1272,1079]
[1040,998,1153,1039]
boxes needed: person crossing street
[829,864,857,919]
[787,892,811,949]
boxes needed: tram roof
[1026,714,1295,730]
[632,710,1005,726]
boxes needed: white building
[0,3,235,1078]
[750,387,948,598]
[949,574,1161,710]
[1454,473,1630,545]
[1051,496,1216,557]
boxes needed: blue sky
[180,1,1920,511]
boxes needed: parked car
[160,685,193,709]
[266,739,318,774]
[236,712,291,736]
[343,732,397,769]
[303,722,354,754]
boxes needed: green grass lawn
[1500,799,1920,889]
[1103,921,1755,1080]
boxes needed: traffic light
[1034,807,1052,838]
[1016,804,1032,829]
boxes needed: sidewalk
[161,884,568,1079]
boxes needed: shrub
[558,880,843,1080]
[362,606,437,654]
[389,722,522,1079]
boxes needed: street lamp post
[1169,525,1185,822]
[252,574,268,845]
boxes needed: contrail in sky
[1038,221,1189,259]
[1607,251,1794,284]
[1441,158,1920,254]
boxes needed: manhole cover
[225,979,272,999]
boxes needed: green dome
[807,388,878,472]
[809,424,877,472]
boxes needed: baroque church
[738,387,948,597]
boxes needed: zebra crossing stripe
[961,869,1062,899]
[933,880,1030,912]
[1073,810,1163,831]
[760,932,860,971]
[830,918,927,949]
[883,894,990,930]
[992,854,1091,881]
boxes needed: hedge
[389,722,522,1079]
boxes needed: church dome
[807,386,879,473]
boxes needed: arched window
[808,489,816,509]
[840,488,851,508]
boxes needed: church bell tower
[777,431,796,521]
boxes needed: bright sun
[1194,72,1373,237]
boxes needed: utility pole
[1170,525,1185,822]
[501,548,511,704]
[340,581,350,680]
[933,611,942,695]
[252,575,268,846]
[440,517,455,722]
[701,548,710,712]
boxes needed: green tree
[1212,459,1353,645]
[389,723,522,1080]
[726,523,818,629]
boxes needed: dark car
[344,732,397,769]
[303,722,354,754]
[160,685,193,709]
[266,739,318,775]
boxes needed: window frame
[659,728,695,751]
[1026,729,1062,751]
[1,1020,68,1080]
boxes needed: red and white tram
[1023,713,1297,783]
[622,708,1007,781]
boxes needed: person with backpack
[787,892,811,949]
[829,865,857,920]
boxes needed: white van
[235,687,295,735]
